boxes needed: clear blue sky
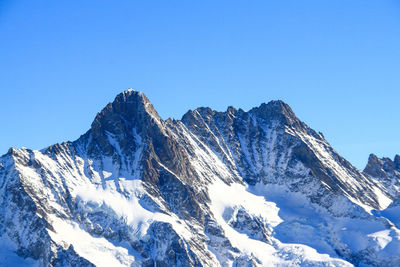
[1,0,399,169]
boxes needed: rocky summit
[1,89,400,267]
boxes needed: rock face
[1,89,400,266]
[364,154,400,198]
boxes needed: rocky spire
[364,153,400,180]
[364,154,386,178]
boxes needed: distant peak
[266,99,290,107]
[253,100,295,115]
[368,153,377,160]
[395,155,400,169]
[6,147,16,155]
[226,106,236,112]
[366,153,400,165]
[123,88,136,93]
[113,89,148,105]
[249,100,301,127]
[264,100,294,113]
[364,153,400,177]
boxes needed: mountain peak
[113,89,146,104]
[91,89,161,131]
[368,153,379,161]
[395,154,400,169]
[81,90,163,158]
[249,100,302,127]
[109,89,152,113]
[364,153,400,179]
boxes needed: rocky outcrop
[364,154,400,198]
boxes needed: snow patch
[47,215,135,267]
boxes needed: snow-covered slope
[1,89,399,266]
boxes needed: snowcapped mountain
[1,89,400,266]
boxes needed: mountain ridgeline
[1,89,400,266]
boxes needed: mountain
[1,89,400,266]
[364,154,400,199]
